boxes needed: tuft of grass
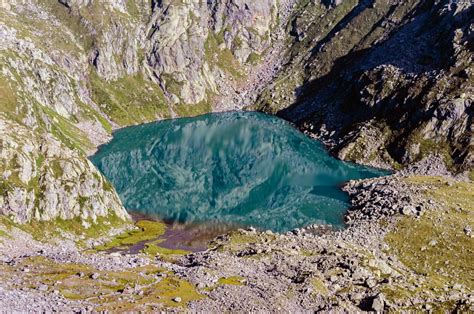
[246,52,262,65]
[218,276,245,286]
[142,242,189,258]
[311,278,329,296]
[0,228,11,239]
[0,213,129,246]
[95,220,166,251]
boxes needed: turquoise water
[91,112,386,232]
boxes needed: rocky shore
[1,157,472,312]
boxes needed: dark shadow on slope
[309,0,375,58]
[278,0,471,122]
[276,0,472,166]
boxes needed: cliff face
[0,116,127,223]
[148,0,281,105]
[0,0,287,223]
[256,0,473,171]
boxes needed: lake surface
[91,112,386,233]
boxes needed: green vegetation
[310,278,329,296]
[95,220,166,251]
[218,276,245,286]
[0,256,204,310]
[77,101,114,134]
[205,31,243,79]
[385,176,474,302]
[246,52,262,65]
[39,106,95,154]
[89,72,171,126]
[0,213,129,246]
[173,99,212,117]
[142,242,189,259]
[408,131,454,168]
[210,231,277,254]
[0,76,18,114]
[0,228,10,241]
[2,1,90,56]
[161,73,182,98]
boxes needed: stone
[38,284,48,292]
[464,226,472,237]
[371,293,385,312]
[429,240,438,246]
[173,297,182,303]
[196,283,206,289]
[366,278,377,288]
[401,206,416,216]
[90,273,100,280]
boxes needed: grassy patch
[89,71,170,126]
[209,231,276,254]
[0,75,18,114]
[407,131,454,169]
[385,176,474,302]
[218,276,245,286]
[173,99,212,118]
[95,220,166,251]
[0,228,11,239]
[205,31,243,79]
[1,256,203,310]
[0,213,129,245]
[142,242,189,259]
[246,52,262,65]
[311,278,329,296]
[39,106,95,154]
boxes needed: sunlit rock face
[91,112,386,232]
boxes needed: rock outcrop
[0,115,128,223]
[147,0,280,104]
[0,0,286,223]
[256,0,473,171]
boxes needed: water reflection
[91,112,387,232]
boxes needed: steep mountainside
[0,0,292,223]
[0,0,472,225]
[255,0,473,171]
[0,0,473,312]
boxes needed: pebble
[38,284,48,292]
[429,240,438,246]
[366,278,377,288]
[196,283,206,289]
[90,273,100,280]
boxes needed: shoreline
[0,157,472,311]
